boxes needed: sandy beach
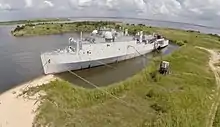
[0,75,56,127]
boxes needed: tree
[115,24,121,30]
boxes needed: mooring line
[42,58,140,112]
[67,70,140,112]
[41,43,164,113]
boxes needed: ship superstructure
[41,28,169,74]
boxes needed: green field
[0,18,70,26]
[21,24,220,127]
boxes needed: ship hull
[41,48,154,74]
[41,39,169,74]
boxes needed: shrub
[150,103,167,113]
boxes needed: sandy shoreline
[0,75,56,127]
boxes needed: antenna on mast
[76,31,83,55]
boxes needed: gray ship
[41,28,169,74]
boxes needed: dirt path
[0,75,56,127]
[196,46,220,127]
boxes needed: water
[0,18,220,93]
[56,45,178,88]
[0,26,82,92]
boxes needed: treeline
[12,23,36,33]
[186,30,200,33]
[12,21,175,38]
[12,21,147,34]
[208,33,220,38]
[207,33,220,41]
[66,21,122,31]
[72,21,118,26]
[124,24,153,35]
[0,18,69,25]
[12,25,25,32]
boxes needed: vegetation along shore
[11,21,121,37]
[12,21,220,127]
[0,18,70,26]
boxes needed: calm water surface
[56,45,177,88]
[0,18,220,93]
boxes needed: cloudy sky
[0,0,220,27]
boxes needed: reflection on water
[0,27,82,93]
[56,44,178,88]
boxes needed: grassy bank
[214,105,220,127]
[22,26,220,127]
[11,21,121,37]
[0,18,70,26]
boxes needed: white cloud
[0,0,220,27]
[43,1,54,7]
[160,4,170,15]
[183,0,220,13]
[189,8,203,15]
[78,0,92,7]
[24,0,33,8]
[0,3,11,10]
[136,0,182,16]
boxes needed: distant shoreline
[7,17,220,37]
[0,18,70,26]
[2,16,220,30]
[11,21,123,37]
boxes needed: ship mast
[80,31,83,41]
[77,31,83,55]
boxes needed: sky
[0,0,220,27]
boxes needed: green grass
[22,25,220,127]
[213,102,220,127]
[12,23,100,37]
[11,21,121,37]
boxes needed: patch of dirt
[196,46,220,127]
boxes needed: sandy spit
[0,75,56,127]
